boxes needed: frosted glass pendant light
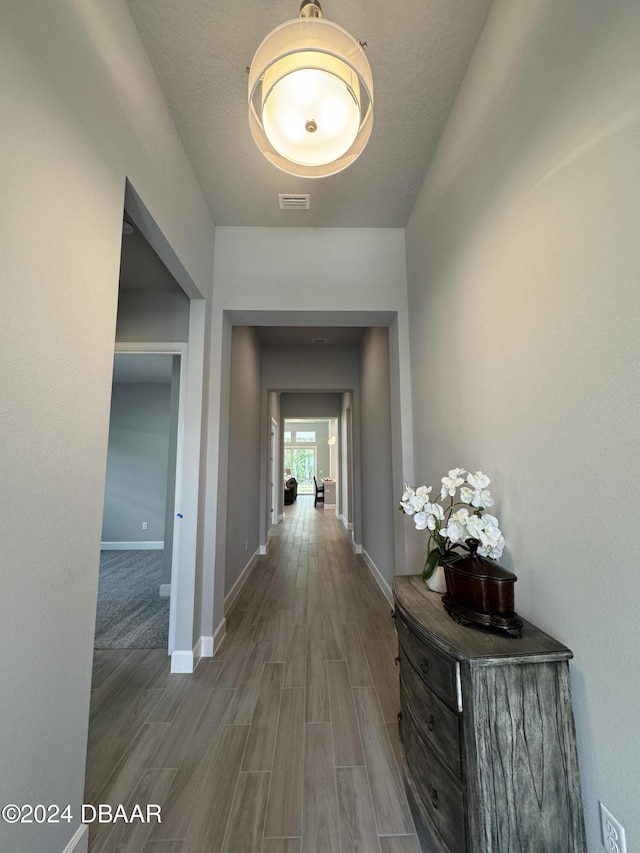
[248,1,374,178]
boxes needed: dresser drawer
[399,648,462,778]
[401,705,466,853]
[397,613,459,711]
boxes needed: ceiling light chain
[248,1,374,178]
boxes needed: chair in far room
[314,476,324,508]
[284,477,297,505]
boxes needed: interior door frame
[114,341,188,659]
[270,418,279,529]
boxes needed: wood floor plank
[89,649,153,721]
[323,610,346,660]
[85,687,164,803]
[143,842,184,853]
[335,766,382,853]
[221,772,270,853]
[284,624,307,688]
[91,649,134,691]
[148,672,220,769]
[225,641,269,725]
[378,837,422,853]
[305,638,330,723]
[242,662,283,772]
[148,688,234,841]
[301,723,340,853]
[89,722,170,852]
[356,607,401,723]
[343,623,373,687]
[327,660,365,767]
[146,673,192,723]
[353,688,414,836]
[262,840,301,853]
[269,611,295,662]
[180,725,250,852]
[215,621,256,688]
[96,767,176,853]
[264,688,305,838]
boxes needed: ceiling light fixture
[248,0,373,178]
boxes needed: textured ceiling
[126,0,493,227]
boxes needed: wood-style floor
[85,496,420,852]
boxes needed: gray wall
[281,392,342,418]
[359,328,395,586]
[225,326,262,596]
[116,289,190,342]
[405,0,640,846]
[102,382,172,543]
[0,2,213,850]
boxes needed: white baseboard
[353,542,363,554]
[361,548,394,606]
[225,550,260,613]
[159,583,171,598]
[193,635,214,660]
[258,544,267,555]
[101,541,164,551]
[279,513,285,521]
[170,649,194,673]
[63,824,88,853]
[337,513,353,530]
[213,617,227,654]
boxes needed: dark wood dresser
[393,575,586,853]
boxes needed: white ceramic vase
[425,563,448,594]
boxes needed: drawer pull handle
[419,658,429,675]
[431,788,439,810]
[394,655,400,666]
[397,711,403,722]
[391,609,396,620]
[427,714,435,732]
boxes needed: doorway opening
[96,350,183,650]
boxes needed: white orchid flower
[465,514,485,539]
[409,494,426,513]
[440,468,466,500]
[428,501,445,519]
[401,484,415,503]
[443,520,465,542]
[467,471,490,490]
[478,530,505,559]
[482,513,500,527]
[471,488,494,508]
[442,508,470,542]
[460,486,474,504]
[413,511,429,530]
[416,485,432,499]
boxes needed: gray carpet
[94,550,169,649]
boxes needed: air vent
[312,337,328,344]
[279,193,310,210]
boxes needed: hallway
[85,497,420,852]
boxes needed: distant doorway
[284,446,317,494]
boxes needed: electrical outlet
[142,521,148,530]
[600,803,626,853]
